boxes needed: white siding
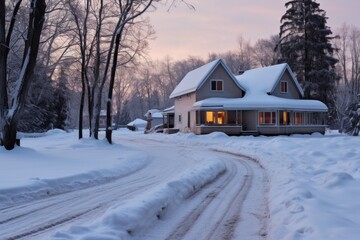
[174,93,196,132]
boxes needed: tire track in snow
[0,137,219,240]
[164,161,240,240]
[162,151,266,240]
[0,172,172,240]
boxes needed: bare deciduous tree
[334,24,360,131]
[253,35,280,67]
[0,0,46,150]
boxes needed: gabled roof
[169,59,245,99]
[191,62,327,112]
[236,63,304,97]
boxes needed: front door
[242,110,257,131]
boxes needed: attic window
[211,80,223,91]
[280,81,288,93]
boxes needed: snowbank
[0,131,149,208]
[54,159,225,239]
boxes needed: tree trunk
[91,86,102,140]
[106,100,112,144]
[106,32,122,144]
[0,0,46,150]
[2,120,17,150]
[78,88,84,139]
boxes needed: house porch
[192,109,327,135]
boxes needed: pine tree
[343,94,360,136]
[276,0,338,106]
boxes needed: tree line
[1,0,359,150]
[1,0,161,149]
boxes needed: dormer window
[280,81,288,93]
[211,80,223,91]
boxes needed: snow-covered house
[168,59,328,135]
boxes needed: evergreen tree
[52,76,69,130]
[276,0,338,106]
[343,94,360,136]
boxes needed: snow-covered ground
[1,129,359,239]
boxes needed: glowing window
[205,111,226,124]
[280,111,290,125]
[217,111,224,124]
[259,111,276,125]
[206,112,215,124]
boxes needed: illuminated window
[280,81,288,93]
[206,111,215,124]
[280,111,290,125]
[295,112,303,125]
[217,111,225,124]
[259,111,276,125]
[211,80,223,91]
[204,111,226,124]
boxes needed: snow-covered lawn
[1,129,359,239]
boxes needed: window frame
[210,79,224,92]
[280,81,288,93]
[258,111,276,125]
[279,111,290,125]
[294,112,304,125]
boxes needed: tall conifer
[277,0,338,106]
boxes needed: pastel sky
[147,0,360,60]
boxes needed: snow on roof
[127,118,147,126]
[236,63,304,97]
[144,109,163,118]
[169,59,244,99]
[169,59,219,98]
[193,97,328,111]
[163,106,175,113]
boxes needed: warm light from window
[218,111,224,124]
[259,112,263,124]
[283,111,288,124]
[206,112,214,123]
[259,111,276,125]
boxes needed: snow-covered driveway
[0,132,267,239]
[140,151,268,240]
